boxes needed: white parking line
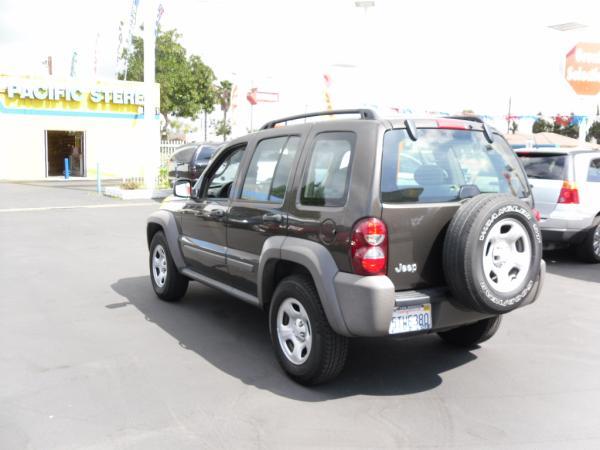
[0,202,156,213]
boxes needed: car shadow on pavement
[111,276,477,401]
[544,249,600,283]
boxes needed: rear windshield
[172,146,195,162]
[196,146,216,161]
[381,129,529,203]
[517,154,566,180]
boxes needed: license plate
[389,303,432,334]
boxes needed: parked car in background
[516,147,600,262]
[167,143,219,186]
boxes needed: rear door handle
[262,213,283,223]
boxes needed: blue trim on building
[0,99,159,120]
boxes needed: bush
[121,179,143,190]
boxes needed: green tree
[532,115,553,133]
[214,80,233,140]
[119,28,217,137]
[587,121,600,143]
[217,80,232,119]
[214,119,231,142]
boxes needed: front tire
[438,316,502,347]
[149,231,189,302]
[269,274,348,385]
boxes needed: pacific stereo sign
[565,42,600,96]
[0,75,157,120]
[6,83,145,105]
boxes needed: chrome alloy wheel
[152,244,168,288]
[276,298,313,365]
[594,226,600,257]
[483,218,532,294]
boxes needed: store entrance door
[46,130,85,177]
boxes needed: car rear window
[381,129,529,203]
[195,146,216,161]
[518,153,566,180]
[172,146,195,162]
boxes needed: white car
[516,147,600,262]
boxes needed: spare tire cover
[443,194,542,314]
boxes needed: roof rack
[260,109,378,130]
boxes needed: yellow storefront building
[0,75,160,181]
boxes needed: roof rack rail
[260,108,378,130]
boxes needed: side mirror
[173,179,192,198]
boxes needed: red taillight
[350,217,388,275]
[558,181,579,204]
[532,208,541,222]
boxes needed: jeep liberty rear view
[147,109,545,385]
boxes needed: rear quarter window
[300,132,355,207]
[588,159,600,182]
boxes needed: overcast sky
[1,0,600,128]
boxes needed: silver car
[516,147,600,262]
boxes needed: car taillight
[532,208,541,222]
[558,181,579,204]
[350,217,388,275]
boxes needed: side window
[300,132,355,207]
[241,136,300,202]
[204,146,245,199]
[587,159,600,182]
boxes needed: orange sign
[565,42,600,96]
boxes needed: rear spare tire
[443,194,542,314]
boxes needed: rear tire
[576,220,600,263]
[149,231,189,302]
[438,316,502,348]
[269,274,348,385]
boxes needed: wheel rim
[152,244,168,288]
[276,298,312,365]
[482,218,532,294]
[594,226,600,257]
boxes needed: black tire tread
[438,316,502,347]
[576,220,600,264]
[149,231,189,302]
[270,274,348,385]
[443,194,542,314]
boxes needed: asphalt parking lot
[1,182,600,449]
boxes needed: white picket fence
[156,140,184,187]
[160,140,186,165]
[118,140,185,189]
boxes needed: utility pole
[43,56,53,75]
[507,96,512,133]
[143,0,160,190]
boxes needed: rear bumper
[333,260,545,337]
[542,228,587,245]
[540,210,594,245]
